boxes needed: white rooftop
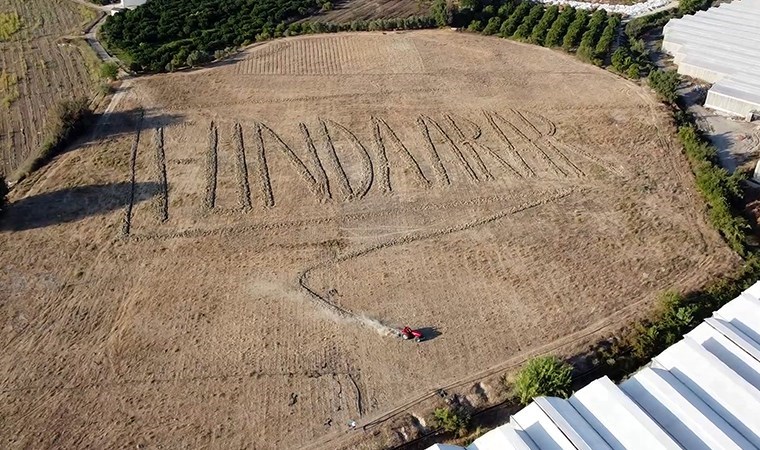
[426,281,760,450]
[662,0,760,117]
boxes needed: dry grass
[0,0,98,176]
[0,31,737,449]
[0,12,22,41]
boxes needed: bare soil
[0,30,737,449]
[0,0,98,177]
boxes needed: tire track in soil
[153,127,169,222]
[372,116,430,194]
[204,121,218,209]
[121,110,144,236]
[444,114,494,181]
[127,189,562,241]
[512,109,584,177]
[256,122,329,202]
[297,187,577,334]
[415,117,450,186]
[484,111,535,177]
[420,115,479,182]
[319,119,355,201]
[506,109,566,177]
[301,250,718,450]
[233,123,252,210]
[300,122,332,200]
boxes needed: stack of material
[427,281,760,450]
[662,0,760,118]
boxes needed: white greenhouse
[427,281,760,450]
[662,0,760,118]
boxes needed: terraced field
[0,30,737,449]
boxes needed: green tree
[679,0,710,15]
[500,2,531,37]
[611,47,630,72]
[512,4,544,40]
[562,9,588,50]
[186,50,210,67]
[432,0,453,27]
[497,1,516,19]
[514,356,573,405]
[99,62,119,81]
[648,69,680,103]
[626,63,641,79]
[482,16,502,35]
[544,6,575,47]
[593,15,621,61]
[467,19,483,32]
[530,5,558,45]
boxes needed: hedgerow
[529,5,559,45]
[511,4,544,40]
[500,2,532,37]
[544,6,575,47]
[576,9,607,63]
[562,9,589,50]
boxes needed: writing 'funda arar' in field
[147,110,587,214]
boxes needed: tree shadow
[1,182,159,232]
[418,326,442,342]
[87,108,185,144]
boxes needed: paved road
[84,13,118,63]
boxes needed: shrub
[576,9,607,62]
[626,63,641,79]
[500,2,531,37]
[320,1,333,11]
[677,124,748,253]
[467,19,483,32]
[530,5,559,45]
[514,355,573,405]
[544,6,575,47]
[433,405,471,437]
[186,50,211,67]
[497,1,517,19]
[482,16,502,35]
[593,15,620,61]
[14,98,92,181]
[679,0,711,15]
[432,0,454,27]
[99,62,119,81]
[561,9,588,50]
[648,69,680,103]
[512,4,544,40]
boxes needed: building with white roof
[427,280,760,450]
[662,0,760,118]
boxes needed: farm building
[662,0,760,118]
[427,281,760,450]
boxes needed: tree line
[102,0,334,72]
[433,0,623,66]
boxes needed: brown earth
[0,30,738,449]
[0,0,98,177]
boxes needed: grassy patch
[0,11,22,41]
[0,70,20,108]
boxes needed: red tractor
[400,326,424,342]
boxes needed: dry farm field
[0,0,98,176]
[0,30,738,448]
